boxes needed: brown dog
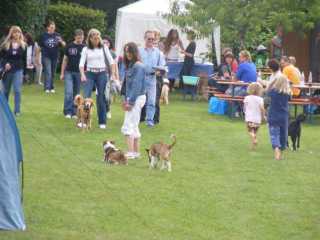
[81,98,94,130]
[146,135,176,172]
[74,94,84,126]
[160,79,170,105]
[103,140,128,165]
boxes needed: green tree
[169,0,320,51]
[0,0,49,36]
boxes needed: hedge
[0,0,49,36]
[47,3,107,42]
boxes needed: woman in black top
[0,26,26,116]
[180,31,196,88]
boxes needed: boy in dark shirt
[60,29,85,118]
[38,21,66,93]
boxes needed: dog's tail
[169,134,176,150]
[145,149,151,163]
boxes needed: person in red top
[222,48,238,73]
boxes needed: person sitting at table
[222,47,238,73]
[226,50,257,94]
[180,30,196,88]
[208,52,236,94]
[225,50,257,117]
[280,56,301,97]
[258,58,282,87]
[164,29,184,90]
[289,56,302,80]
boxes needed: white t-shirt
[166,43,181,61]
[79,46,114,69]
[244,95,264,124]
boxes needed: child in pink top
[244,83,266,149]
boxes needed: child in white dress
[244,83,266,149]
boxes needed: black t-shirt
[1,44,25,72]
[39,32,62,59]
[185,41,196,60]
[64,42,85,72]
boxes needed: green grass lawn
[1,81,320,240]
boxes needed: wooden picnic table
[217,81,250,87]
[215,81,250,117]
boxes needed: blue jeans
[2,70,23,114]
[83,71,108,125]
[268,124,288,150]
[64,71,81,116]
[42,56,58,91]
[145,76,156,123]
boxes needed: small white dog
[160,78,170,105]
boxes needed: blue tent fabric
[0,92,26,230]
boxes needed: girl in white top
[79,28,115,129]
[244,83,266,149]
[163,29,184,61]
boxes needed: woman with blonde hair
[79,28,116,129]
[266,73,291,160]
[0,26,26,116]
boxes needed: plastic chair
[182,76,199,100]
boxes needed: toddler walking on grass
[244,83,266,149]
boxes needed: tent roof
[118,0,189,15]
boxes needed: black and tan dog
[288,114,306,151]
[103,140,128,165]
[146,135,176,172]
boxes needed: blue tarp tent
[0,92,26,230]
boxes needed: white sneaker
[126,152,136,159]
[72,115,78,119]
[45,90,50,93]
[133,152,140,159]
[99,124,106,129]
[65,114,72,119]
[107,112,112,119]
[235,111,240,118]
[50,89,55,93]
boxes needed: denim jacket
[125,62,146,105]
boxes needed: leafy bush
[0,0,49,37]
[47,3,107,42]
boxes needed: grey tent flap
[0,92,26,231]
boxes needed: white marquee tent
[115,0,221,64]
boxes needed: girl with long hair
[121,42,146,159]
[0,26,26,116]
[266,73,291,160]
[164,29,184,90]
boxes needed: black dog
[287,114,306,151]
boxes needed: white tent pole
[213,25,221,65]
